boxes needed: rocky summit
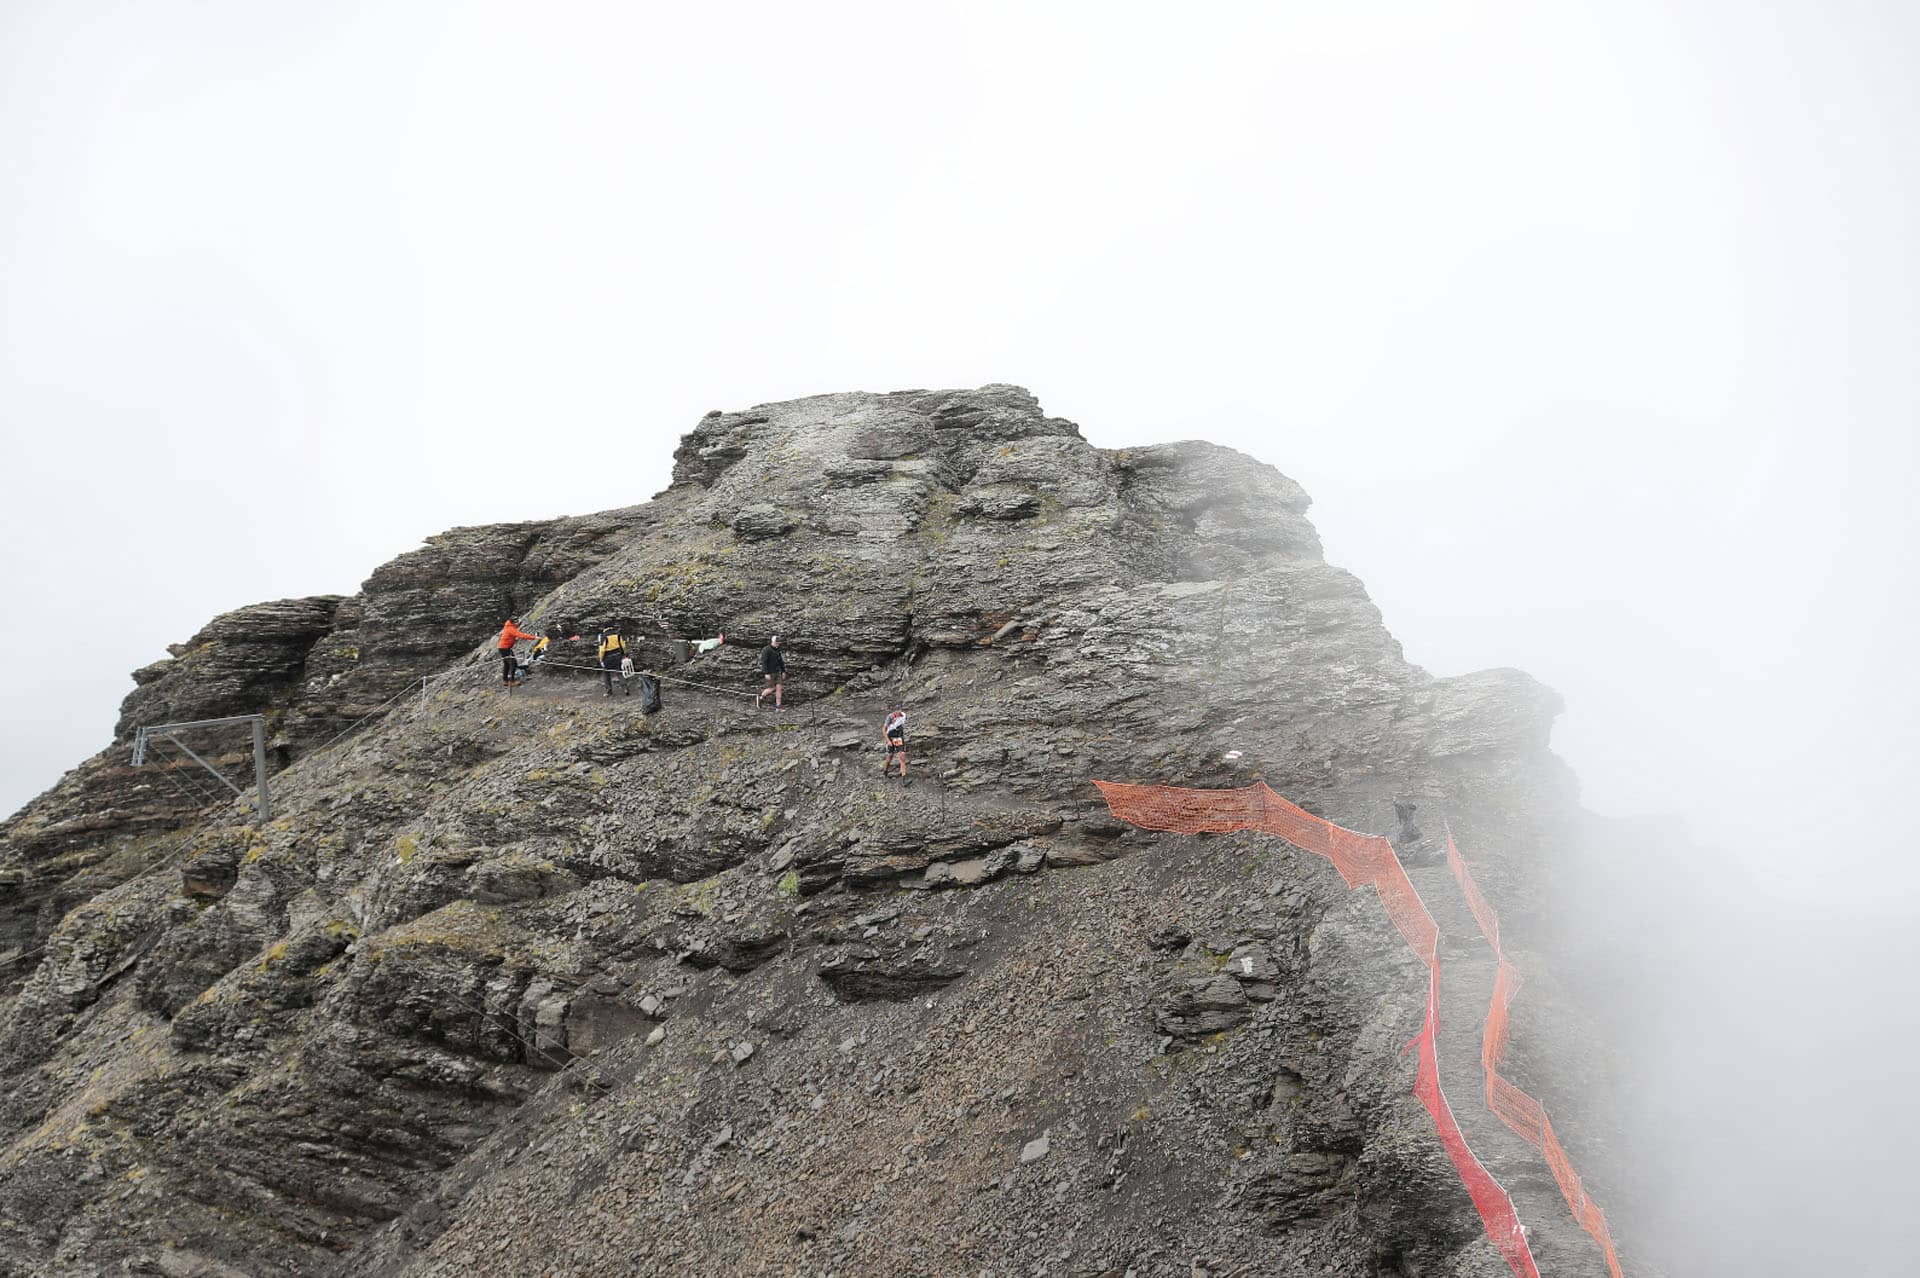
[0,386,1635,1277]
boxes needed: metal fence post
[251,716,272,823]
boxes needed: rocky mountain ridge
[0,386,1634,1277]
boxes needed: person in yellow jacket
[527,632,552,673]
[597,629,630,697]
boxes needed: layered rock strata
[0,386,1629,1278]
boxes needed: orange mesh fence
[1449,834,1625,1278]
[1096,780,1437,964]
[1094,780,1540,1278]
[1409,964,1543,1278]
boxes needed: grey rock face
[119,594,346,738]
[0,386,1622,1278]
[0,512,640,1003]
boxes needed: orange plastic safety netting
[1448,834,1625,1278]
[1094,780,1541,1278]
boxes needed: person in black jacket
[881,706,908,784]
[754,635,786,710]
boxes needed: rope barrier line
[302,656,491,758]
[309,672,447,755]
[141,736,210,799]
[513,655,760,702]
[130,640,745,808]
[1092,779,1544,1278]
[242,640,757,771]
[149,751,219,808]
[144,737,226,809]
[0,943,50,968]
[1447,832,1625,1278]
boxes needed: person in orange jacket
[497,618,537,687]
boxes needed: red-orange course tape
[1447,834,1624,1278]
[1094,780,1618,1278]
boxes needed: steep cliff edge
[0,387,1633,1277]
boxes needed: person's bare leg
[774,676,783,709]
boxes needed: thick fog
[2,3,1915,1272]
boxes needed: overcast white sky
[2,1,1914,909]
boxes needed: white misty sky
[2,1,1914,904]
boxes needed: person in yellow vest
[597,629,630,697]
[881,706,909,785]
[528,632,552,673]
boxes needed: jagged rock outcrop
[0,386,1631,1278]
[116,595,348,739]
[0,513,640,982]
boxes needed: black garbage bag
[638,674,664,715]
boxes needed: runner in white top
[881,707,909,784]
